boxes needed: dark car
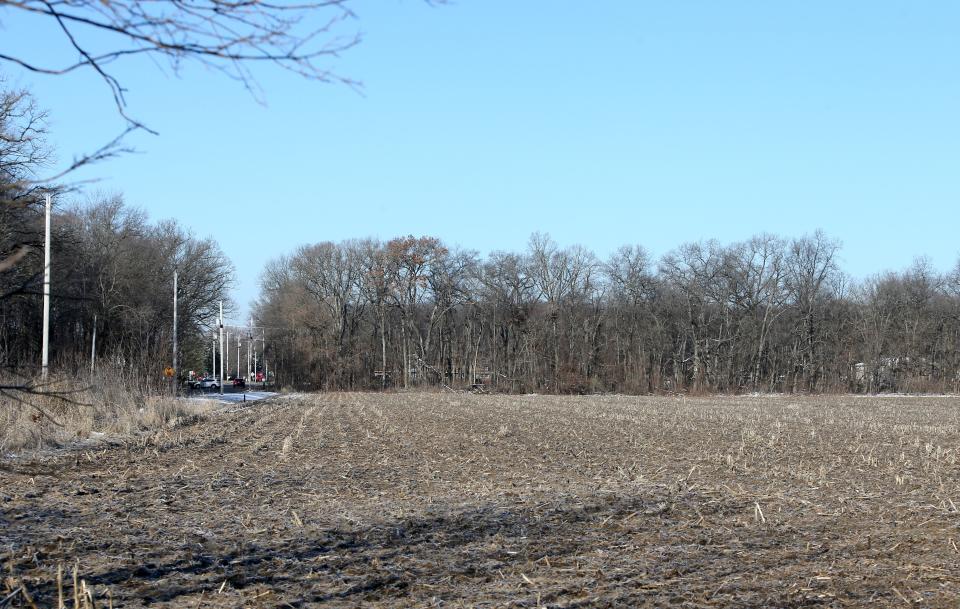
[232,377,246,388]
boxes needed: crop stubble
[2,393,960,607]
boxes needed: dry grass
[0,374,214,453]
[2,393,960,607]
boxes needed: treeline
[1,195,234,381]
[256,233,960,394]
[0,82,233,383]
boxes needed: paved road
[213,390,278,403]
[187,386,279,403]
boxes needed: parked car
[198,377,220,390]
[232,377,246,388]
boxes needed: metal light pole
[218,301,224,395]
[90,314,97,378]
[172,270,178,389]
[40,194,51,381]
[236,338,241,378]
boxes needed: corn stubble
[2,393,960,607]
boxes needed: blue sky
[2,1,959,319]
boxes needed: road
[186,383,278,403]
[211,390,278,403]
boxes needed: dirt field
[3,393,960,607]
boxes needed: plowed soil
[3,393,960,607]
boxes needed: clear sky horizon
[3,1,959,321]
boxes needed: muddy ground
[2,393,960,607]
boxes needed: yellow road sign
[164,366,175,378]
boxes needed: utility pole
[211,338,216,378]
[225,331,229,380]
[236,338,241,378]
[41,194,51,381]
[262,328,267,387]
[219,301,224,395]
[90,314,97,378]
[172,270,178,390]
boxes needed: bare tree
[384,235,447,388]
[423,247,476,383]
[723,234,788,389]
[605,245,661,391]
[783,230,841,391]
[0,82,50,378]
[0,81,49,279]
[659,240,726,391]
[476,251,536,390]
[255,231,960,395]
[0,82,48,186]
[288,240,366,386]
[57,196,235,380]
[1,1,360,130]
[357,238,391,389]
[527,233,598,389]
